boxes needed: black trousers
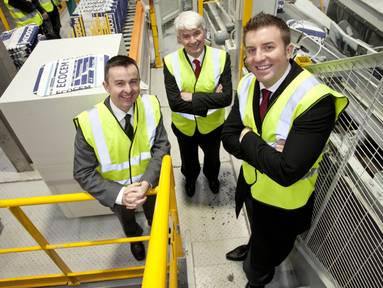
[111,195,156,237]
[49,5,61,38]
[44,5,61,39]
[243,192,314,286]
[172,123,222,184]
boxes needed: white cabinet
[0,34,127,217]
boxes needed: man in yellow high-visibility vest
[74,56,170,261]
[163,11,232,197]
[222,13,348,288]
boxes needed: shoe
[208,179,220,194]
[185,182,196,197]
[245,283,264,288]
[226,244,249,261]
[130,241,145,261]
[245,269,274,288]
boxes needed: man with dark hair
[163,10,232,197]
[73,55,170,261]
[222,13,348,287]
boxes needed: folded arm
[223,96,335,186]
[163,53,233,116]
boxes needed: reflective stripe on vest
[238,73,255,122]
[88,107,152,173]
[77,95,159,185]
[142,94,157,147]
[238,69,348,209]
[117,174,144,186]
[4,0,43,27]
[164,46,226,135]
[275,75,320,142]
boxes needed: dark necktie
[193,59,201,79]
[259,89,271,121]
[124,113,134,140]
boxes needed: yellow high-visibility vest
[4,0,43,27]
[164,46,227,136]
[238,69,348,209]
[76,95,161,185]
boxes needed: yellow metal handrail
[0,6,10,31]
[0,155,182,288]
[142,155,183,287]
[198,0,204,16]
[148,0,163,68]
[129,0,145,61]
[238,0,253,80]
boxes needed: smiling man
[163,10,232,197]
[221,13,348,287]
[73,55,170,261]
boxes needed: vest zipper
[127,105,137,184]
[193,75,198,126]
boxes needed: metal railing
[0,6,10,31]
[142,155,183,288]
[297,52,383,287]
[0,155,182,288]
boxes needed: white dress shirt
[187,50,204,71]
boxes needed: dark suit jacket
[73,97,170,208]
[221,60,335,233]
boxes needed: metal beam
[0,41,32,172]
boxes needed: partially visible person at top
[163,10,232,197]
[38,0,62,39]
[73,55,170,261]
[4,0,44,31]
[222,12,348,288]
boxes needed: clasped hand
[122,181,150,210]
[239,127,286,152]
